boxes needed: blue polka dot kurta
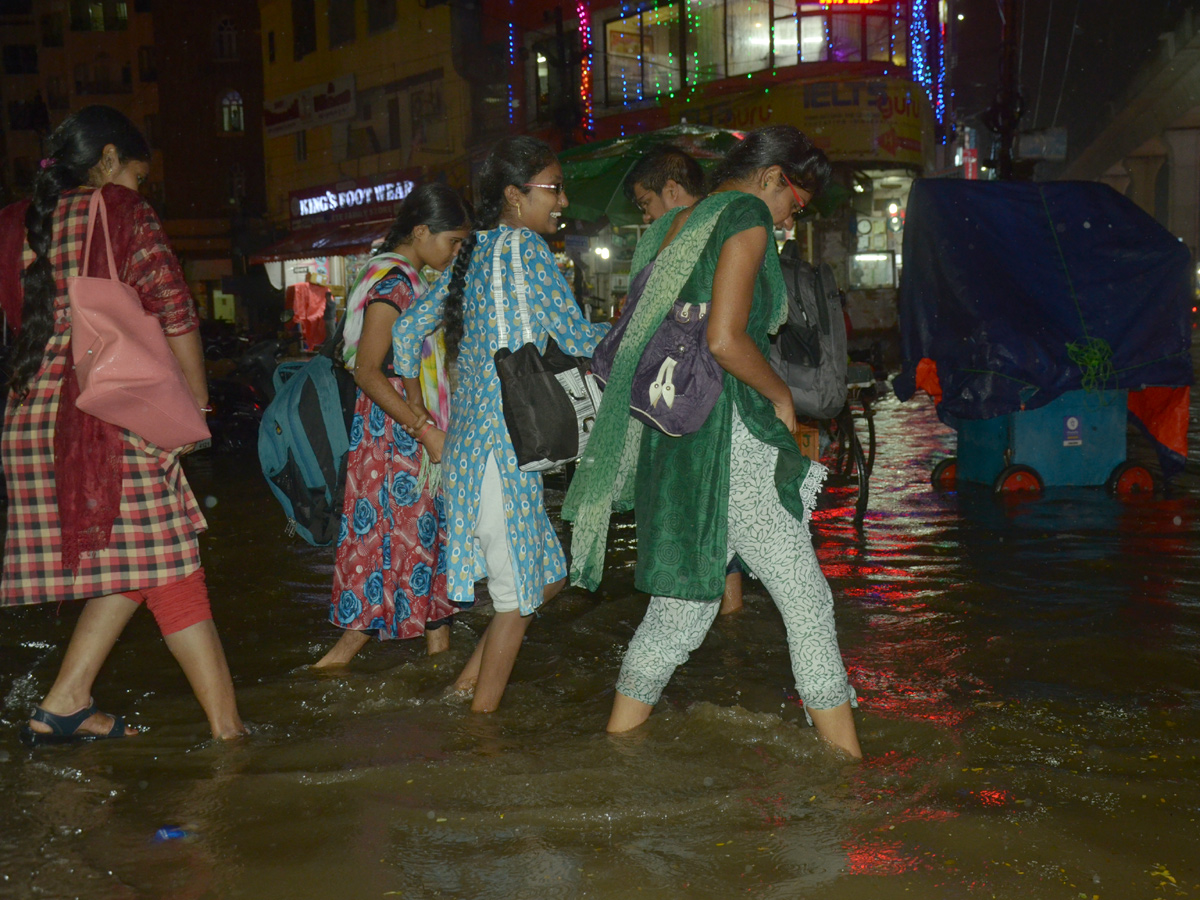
[393,227,609,615]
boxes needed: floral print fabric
[329,272,454,639]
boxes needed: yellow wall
[258,0,472,227]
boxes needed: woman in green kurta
[564,126,861,757]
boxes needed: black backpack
[769,240,848,419]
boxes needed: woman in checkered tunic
[0,106,244,743]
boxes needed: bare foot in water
[425,627,450,655]
[313,629,372,669]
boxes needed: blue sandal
[18,701,128,747]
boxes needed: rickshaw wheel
[931,457,957,492]
[1106,462,1155,497]
[993,464,1043,496]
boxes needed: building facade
[254,0,473,297]
[1063,10,1200,268]
[0,0,267,325]
[152,1,266,295]
[473,0,948,339]
[0,0,158,206]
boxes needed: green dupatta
[564,191,803,591]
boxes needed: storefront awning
[249,218,392,264]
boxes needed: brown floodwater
[1,369,1198,899]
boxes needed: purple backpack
[591,259,724,437]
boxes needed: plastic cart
[930,389,1156,496]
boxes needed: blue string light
[910,0,943,127]
[508,11,516,125]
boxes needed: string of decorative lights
[577,1,594,132]
[507,2,516,126]
[561,1,945,131]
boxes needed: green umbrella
[559,124,849,226]
[559,124,742,226]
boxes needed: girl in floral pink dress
[314,184,471,667]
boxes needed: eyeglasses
[780,172,809,212]
[524,182,566,196]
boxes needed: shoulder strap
[81,188,119,281]
[491,230,535,350]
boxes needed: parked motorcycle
[203,326,296,453]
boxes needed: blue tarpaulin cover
[893,179,1193,473]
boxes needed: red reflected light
[844,839,923,875]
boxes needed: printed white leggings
[615,413,857,715]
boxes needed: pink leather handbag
[69,189,210,450]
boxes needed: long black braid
[442,136,556,367]
[8,105,150,400]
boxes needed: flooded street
[2,376,1198,900]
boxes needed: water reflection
[0,387,1198,898]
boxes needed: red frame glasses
[780,172,809,211]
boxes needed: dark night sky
[952,0,1200,166]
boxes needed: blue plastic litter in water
[153,827,189,842]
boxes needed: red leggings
[123,568,212,637]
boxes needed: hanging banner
[664,76,933,168]
[265,75,357,138]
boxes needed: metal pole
[984,0,1024,179]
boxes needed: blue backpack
[258,317,357,546]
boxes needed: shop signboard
[265,75,357,138]
[664,76,933,169]
[289,169,421,228]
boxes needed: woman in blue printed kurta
[393,136,608,713]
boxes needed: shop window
[891,2,908,65]
[2,44,38,75]
[214,17,237,60]
[292,0,317,60]
[726,0,769,77]
[367,0,395,33]
[41,13,65,47]
[829,13,861,62]
[798,7,828,63]
[532,31,581,126]
[684,0,724,85]
[605,3,682,105]
[221,90,244,133]
[865,11,891,61]
[329,0,356,48]
[138,45,156,81]
[772,0,797,66]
